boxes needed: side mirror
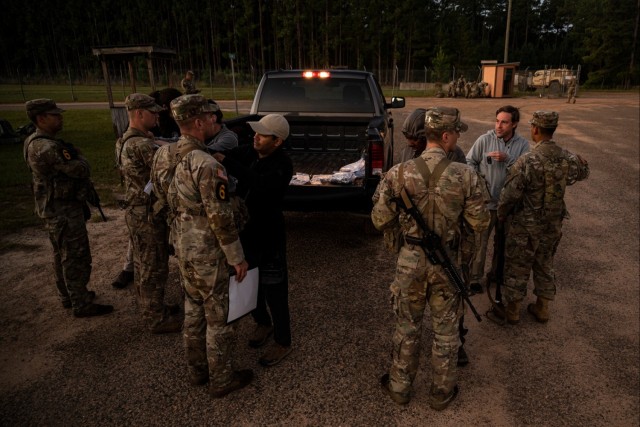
[386,96,405,109]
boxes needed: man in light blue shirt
[465,106,529,293]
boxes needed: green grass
[0,110,119,237]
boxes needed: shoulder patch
[62,149,72,160]
[215,182,228,201]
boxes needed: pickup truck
[225,69,405,212]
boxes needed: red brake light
[302,70,331,79]
[371,142,384,175]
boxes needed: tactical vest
[398,155,452,243]
[531,142,569,220]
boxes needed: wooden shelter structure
[481,60,520,98]
[92,45,176,136]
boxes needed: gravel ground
[0,93,638,426]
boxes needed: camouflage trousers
[44,209,94,310]
[388,246,463,397]
[125,205,169,326]
[469,210,498,285]
[503,221,562,303]
[178,257,236,388]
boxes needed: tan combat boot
[505,300,522,325]
[527,297,550,323]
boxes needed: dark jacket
[221,145,293,266]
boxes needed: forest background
[0,0,638,89]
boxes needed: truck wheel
[549,81,561,95]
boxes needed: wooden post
[128,60,136,93]
[100,58,114,107]
[147,56,156,91]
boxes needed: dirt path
[0,93,638,426]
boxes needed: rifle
[395,190,482,322]
[86,182,107,221]
[485,220,506,324]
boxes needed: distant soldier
[498,111,589,324]
[181,70,200,95]
[566,79,577,104]
[373,107,490,410]
[23,99,113,317]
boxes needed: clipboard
[227,267,259,323]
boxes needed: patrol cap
[125,93,163,112]
[170,94,218,121]
[402,108,427,139]
[424,106,468,133]
[25,98,65,118]
[529,110,559,129]
[248,114,290,140]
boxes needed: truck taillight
[302,70,331,79]
[370,142,384,175]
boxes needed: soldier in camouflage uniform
[372,107,490,410]
[398,108,481,368]
[167,94,252,398]
[118,93,181,334]
[181,71,200,95]
[498,111,589,324]
[23,99,113,317]
[566,79,577,104]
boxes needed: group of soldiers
[373,105,589,410]
[23,94,589,410]
[447,75,489,98]
[24,93,294,399]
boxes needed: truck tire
[549,81,561,95]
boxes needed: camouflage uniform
[167,95,245,388]
[23,100,96,313]
[372,107,490,401]
[118,94,172,329]
[181,71,199,95]
[498,111,589,304]
[566,79,577,104]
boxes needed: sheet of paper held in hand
[227,267,259,323]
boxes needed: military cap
[248,114,290,140]
[125,93,163,112]
[529,110,559,129]
[424,106,468,133]
[25,98,65,118]
[402,108,427,139]
[170,94,218,121]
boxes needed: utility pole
[504,0,513,63]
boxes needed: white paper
[227,267,259,323]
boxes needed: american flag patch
[217,168,228,181]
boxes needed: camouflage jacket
[497,140,589,228]
[180,79,198,94]
[167,135,244,266]
[372,147,490,247]
[150,142,178,219]
[118,127,158,207]
[23,129,91,218]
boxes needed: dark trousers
[251,270,292,347]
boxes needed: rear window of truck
[257,77,375,114]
